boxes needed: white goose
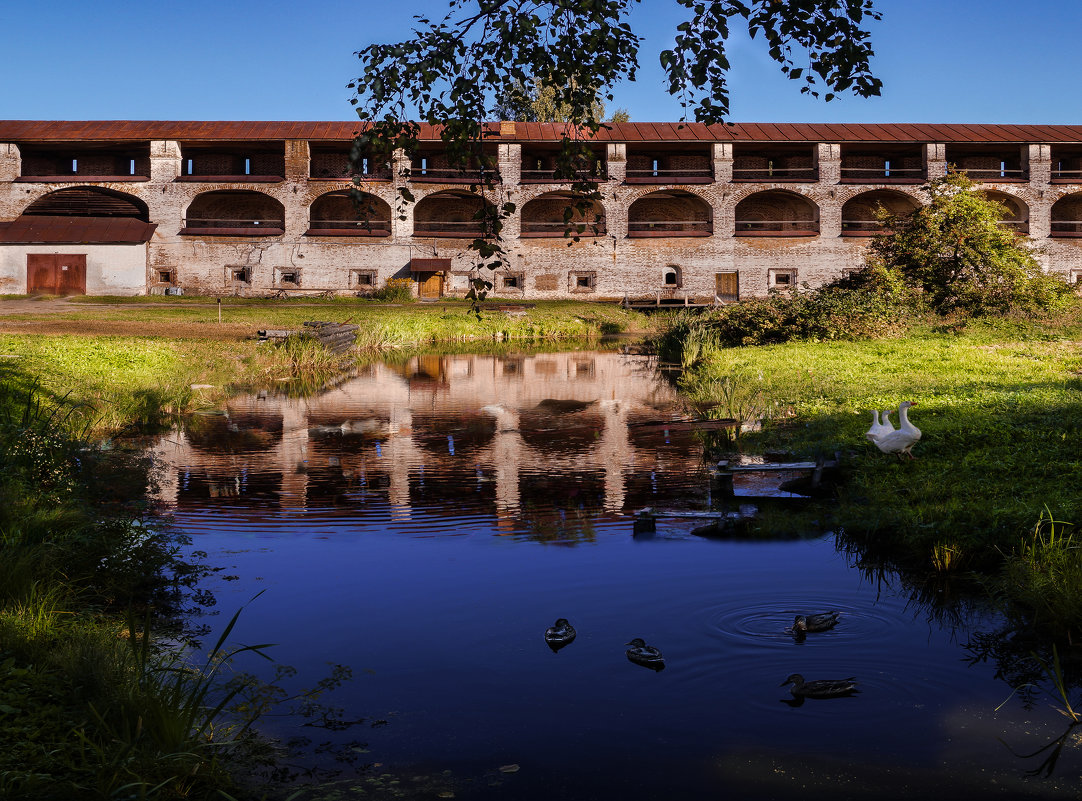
[864,408,894,442]
[871,400,921,459]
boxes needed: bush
[657,264,911,361]
[870,171,1076,316]
[370,277,416,303]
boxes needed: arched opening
[983,191,1029,234]
[1050,194,1082,237]
[663,265,681,287]
[181,190,285,236]
[841,190,920,236]
[627,190,712,237]
[307,191,392,236]
[23,186,149,221]
[414,190,494,238]
[520,192,606,237]
[735,190,819,236]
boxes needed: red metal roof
[0,215,157,244]
[4,120,1082,144]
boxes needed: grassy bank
[671,315,1082,633]
[0,300,652,430]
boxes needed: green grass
[678,318,1082,560]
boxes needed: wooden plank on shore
[721,461,836,473]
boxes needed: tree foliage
[868,172,1073,316]
[494,77,616,123]
[347,1,883,300]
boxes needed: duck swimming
[544,618,577,651]
[780,673,858,698]
[625,638,665,671]
[792,611,841,634]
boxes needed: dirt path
[0,298,255,340]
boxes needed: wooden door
[416,271,443,298]
[715,271,738,302]
[27,254,87,295]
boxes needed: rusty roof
[4,120,1082,144]
[0,215,157,244]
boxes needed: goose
[864,408,894,442]
[544,618,577,651]
[780,673,858,698]
[871,401,921,459]
[625,638,665,671]
[791,611,840,634]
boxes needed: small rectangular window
[279,271,299,285]
[651,158,659,177]
[571,272,596,292]
[362,157,369,174]
[71,158,78,174]
[244,158,251,175]
[884,159,891,178]
[230,267,252,284]
[351,270,377,289]
[130,159,136,175]
[187,159,193,175]
[158,270,172,283]
[502,275,520,289]
[421,157,428,175]
[770,270,795,288]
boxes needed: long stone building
[2,120,1082,299]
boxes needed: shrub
[869,171,1076,316]
[371,277,416,303]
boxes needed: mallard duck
[544,618,577,650]
[871,401,921,459]
[625,638,665,671]
[780,673,858,698]
[792,611,840,634]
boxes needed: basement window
[769,269,796,288]
[350,270,377,288]
[229,266,252,284]
[158,270,173,284]
[570,272,596,293]
[501,274,522,290]
[663,265,682,287]
[278,270,299,286]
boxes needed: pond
[149,348,1080,800]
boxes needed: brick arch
[841,189,921,237]
[1050,192,1082,238]
[982,190,1029,234]
[413,189,496,238]
[627,190,712,238]
[181,190,285,236]
[727,183,820,206]
[734,189,819,237]
[23,186,149,221]
[308,190,392,236]
[520,191,606,237]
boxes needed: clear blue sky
[2,0,1080,123]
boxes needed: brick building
[2,120,1081,298]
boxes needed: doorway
[714,271,738,302]
[27,254,87,295]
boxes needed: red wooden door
[26,254,87,295]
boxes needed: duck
[544,618,577,651]
[780,673,858,698]
[871,400,921,459]
[792,611,840,634]
[864,408,894,442]
[625,638,665,671]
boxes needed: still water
[150,350,1079,800]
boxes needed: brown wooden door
[715,272,738,302]
[416,272,443,298]
[27,254,87,295]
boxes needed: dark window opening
[158,270,172,283]
[280,271,299,285]
[773,272,793,286]
[502,275,520,289]
[232,268,251,283]
[664,270,678,285]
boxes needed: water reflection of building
[151,352,710,531]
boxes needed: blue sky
[2,0,1080,123]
